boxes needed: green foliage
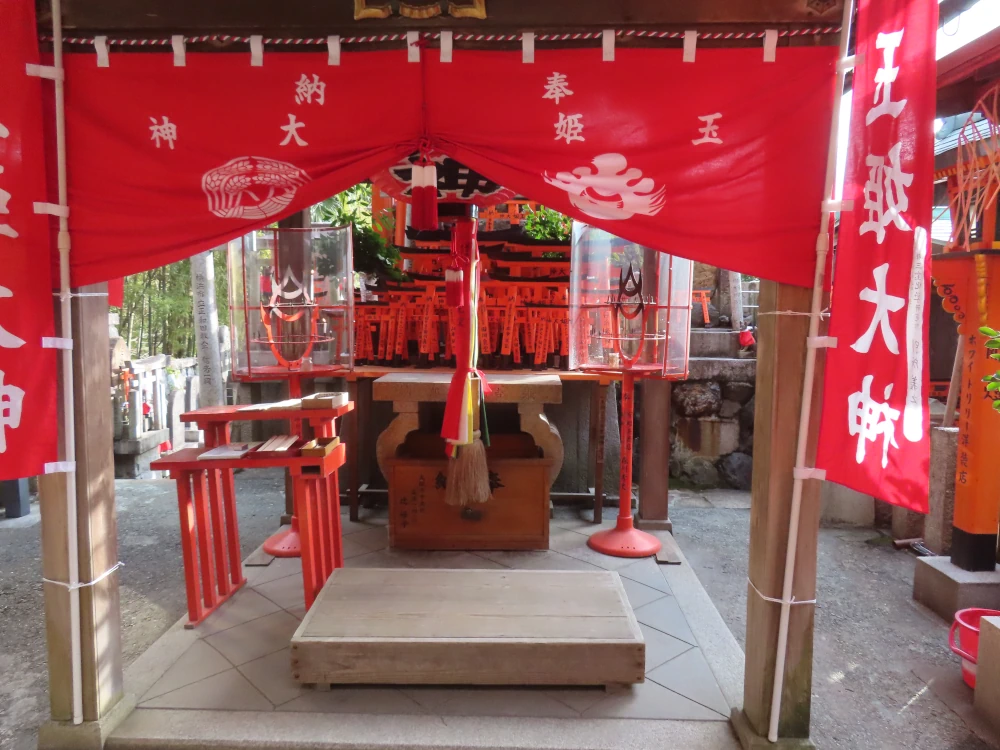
[118,250,229,359]
[312,182,403,282]
[981,326,1000,413]
[523,205,571,241]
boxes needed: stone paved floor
[132,508,732,724]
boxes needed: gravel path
[0,481,990,750]
[672,494,991,750]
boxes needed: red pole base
[587,515,662,558]
[262,515,302,558]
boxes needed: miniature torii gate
[33,3,851,750]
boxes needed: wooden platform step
[291,568,645,687]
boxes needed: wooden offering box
[387,434,552,550]
[292,569,645,687]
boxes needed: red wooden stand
[157,401,352,625]
[588,371,662,558]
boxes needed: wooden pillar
[637,378,672,531]
[38,283,125,744]
[735,280,823,747]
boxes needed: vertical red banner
[817,0,937,512]
[0,0,59,479]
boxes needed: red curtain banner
[59,46,836,288]
[0,0,59,480]
[817,0,937,512]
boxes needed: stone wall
[669,359,756,491]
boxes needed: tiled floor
[132,508,732,725]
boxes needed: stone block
[674,416,740,459]
[891,504,924,540]
[913,556,1000,622]
[113,428,170,456]
[688,356,756,383]
[673,381,722,417]
[113,446,162,479]
[925,426,958,555]
[722,381,755,405]
[690,329,740,358]
[718,452,753,490]
[820,483,875,527]
[975,616,1000,732]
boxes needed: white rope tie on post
[33,202,69,217]
[51,291,110,301]
[43,460,75,473]
[823,198,854,212]
[42,337,73,350]
[44,562,124,592]
[748,577,817,606]
[807,336,838,349]
[792,466,827,481]
[25,63,63,80]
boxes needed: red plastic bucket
[949,608,1000,689]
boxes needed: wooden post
[637,378,672,531]
[735,280,823,746]
[38,283,125,743]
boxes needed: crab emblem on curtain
[543,153,665,221]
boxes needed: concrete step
[690,329,740,358]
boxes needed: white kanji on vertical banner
[294,74,326,105]
[851,262,906,354]
[280,114,308,146]
[866,30,907,125]
[860,142,913,243]
[0,123,16,239]
[848,375,900,468]
[692,113,723,145]
[542,72,573,104]
[0,371,24,453]
[149,116,177,149]
[554,113,585,144]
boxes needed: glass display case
[227,226,354,380]
[569,223,692,378]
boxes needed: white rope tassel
[522,31,535,63]
[407,30,420,63]
[250,35,263,66]
[683,30,697,62]
[94,36,109,67]
[602,29,615,61]
[171,35,186,66]
[763,29,778,62]
[440,30,453,62]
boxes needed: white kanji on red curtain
[817,0,937,512]
[0,0,58,479]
